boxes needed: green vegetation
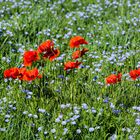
[0,0,140,139]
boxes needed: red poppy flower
[37,40,54,53]
[72,48,89,59]
[4,67,19,79]
[106,73,122,84]
[43,48,60,61]
[37,40,60,61]
[23,50,40,66]
[64,61,81,70]
[4,69,11,78]
[129,69,140,80]
[23,68,41,81]
[18,68,27,80]
[69,36,88,48]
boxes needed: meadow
[0,0,140,139]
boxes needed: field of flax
[0,0,140,140]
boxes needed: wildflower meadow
[0,0,140,139]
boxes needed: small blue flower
[79,65,85,68]
[58,75,64,79]
[55,118,60,123]
[93,76,98,81]
[82,103,88,110]
[76,129,81,134]
[38,126,43,132]
[112,109,121,115]
[0,128,6,132]
[135,118,140,125]
[103,98,109,103]
[62,121,67,125]
[89,127,94,132]
[51,128,56,133]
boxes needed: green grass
[0,0,140,139]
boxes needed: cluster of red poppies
[106,68,140,85]
[64,36,89,70]
[4,67,42,81]
[3,36,140,83]
[4,36,89,81]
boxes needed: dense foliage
[0,0,140,139]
